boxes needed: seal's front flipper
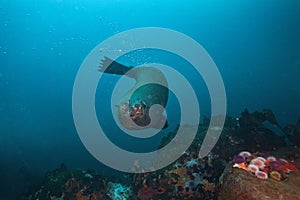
[148,104,168,130]
[150,115,168,130]
[99,56,134,76]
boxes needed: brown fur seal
[99,57,168,130]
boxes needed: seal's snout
[129,102,147,120]
[117,101,151,129]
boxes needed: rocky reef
[21,108,300,199]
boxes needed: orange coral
[233,163,249,171]
[170,166,186,176]
[168,166,189,188]
[202,180,215,192]
[76,190,86,200]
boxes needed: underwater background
[1,0,300,199]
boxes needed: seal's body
[99,57,168,130]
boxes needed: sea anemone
[267,156,277,162]
[279,158,288,163]
[256,156,266,163]
[284,162,299,172]
[270,171,281,181]
[247,164,259,174]
[251,158,265,169]
[233,155,245,164]
[277,159,298,172]
[255,171,268,179]
[269,160,282,171]
[238,151,251,158]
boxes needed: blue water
[1,0,300,198]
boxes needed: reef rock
[219,162,300,200]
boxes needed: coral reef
[22,164,109,200]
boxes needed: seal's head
[130,101,147,119]
[117,101,151,130]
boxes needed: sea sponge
[270,171,281,181]
[107,182,132,200]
